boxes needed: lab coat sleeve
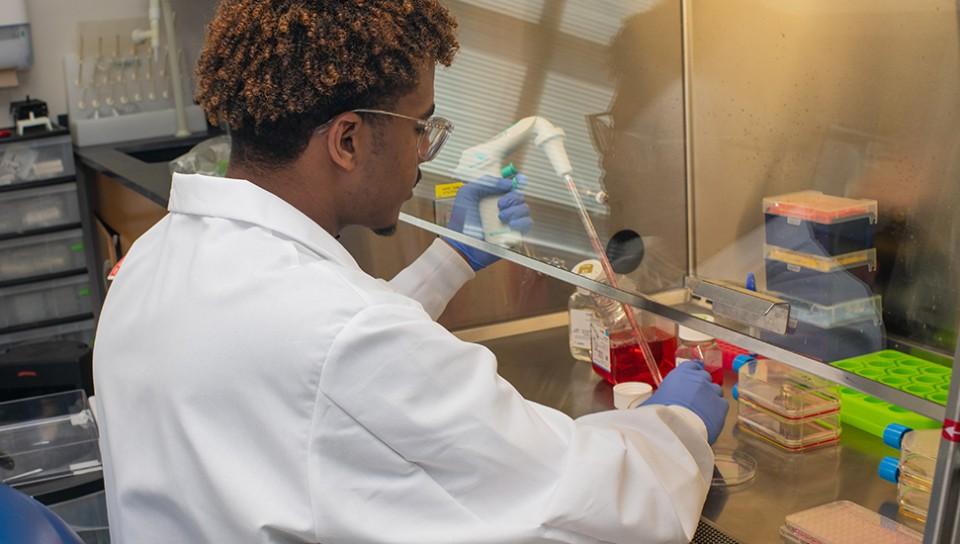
[388,238,475,320]
[320,303,714,543]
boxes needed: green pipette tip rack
[830,350,948,438]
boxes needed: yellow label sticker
[767,246,873,272]
[435,182,464,199]
[767,247,829,271]
[835,252,869,267]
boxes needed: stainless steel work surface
[482,326,916,543]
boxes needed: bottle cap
[883,423,912,450]
[679,326,714,343]
[613,381,653,409]
[732,354,756,374]
[878,456,901,483]
[572,259,605,282]
[500,162,518,179]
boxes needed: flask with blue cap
[878,423,914,484]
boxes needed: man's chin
[372,224,398,237]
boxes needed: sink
[116,135,210,164]
[121,144,196,163]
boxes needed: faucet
[132,0,190,138]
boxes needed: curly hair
[195,0,459,167]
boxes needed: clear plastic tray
[0,134,75,187]
[0,318,95,349]
[782,500,921,543]
[738,397,841,451]
[48,490,109,540]
[780,292,883,329]
[763,191,878,224]
[0,182,81,236]
[0,274,94,330]
[0,389,101,487]
[764,245,877,273]
[738,358,841,419]
[0,228,86,283]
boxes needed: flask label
[569,309,593,350]
[591,322,611,372]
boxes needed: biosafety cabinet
[398,1,960,542]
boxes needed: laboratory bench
[483,325,910,544]
[74,131,215,207]
[70,132,216,317]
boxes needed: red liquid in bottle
[609,328,678,387]
[592,362,614,385]
[708,365,724,386]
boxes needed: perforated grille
[691,519,741,544]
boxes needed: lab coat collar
[167,173,361,270]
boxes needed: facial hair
[372,168,421,237]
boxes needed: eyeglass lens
[420,122,450,161]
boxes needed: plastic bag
[0,146,39,185]
[169,135,231,177]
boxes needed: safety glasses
[316,109,454,162]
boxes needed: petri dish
[711,448,757,488]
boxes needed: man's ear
[326,112,364,172]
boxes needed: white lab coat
[94,173,714,544]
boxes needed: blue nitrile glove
[444,173,533,271]
[642,361,729,444]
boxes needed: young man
[94,2,727,542]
